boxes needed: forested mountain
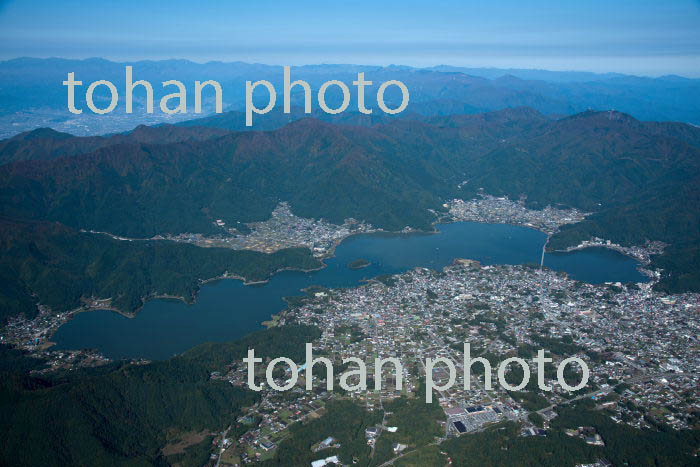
[0,124,229,165]
[1,64,700,467]
[0,219,320,324]
[0,107,698,307]
[0,325,320,466]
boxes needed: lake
[51,222,647,359]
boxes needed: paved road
[376,370,688,467]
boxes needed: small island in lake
[348,258,371,270]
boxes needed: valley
[3,3,700,466]
[1,99,699,467]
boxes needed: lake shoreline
[40,221,651,359]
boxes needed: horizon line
[1,56,697,80]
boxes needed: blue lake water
[52,222,647,360]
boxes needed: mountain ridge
[1,58,699,140]
[0,108,698,310]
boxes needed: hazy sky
[1,0,699,76]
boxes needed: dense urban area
[219,261,699,465]
[1,198,697,466]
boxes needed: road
[376,370,688,467]
[214,426,230,467]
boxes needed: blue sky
[1,0,699,76]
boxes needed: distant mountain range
[0,106,698,324]
[1,84,699,465]
[0,58,699,138]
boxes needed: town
[2,198,697,466]
[445,194,588,235]
[165,202,377,258]
[213,260,698,464]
